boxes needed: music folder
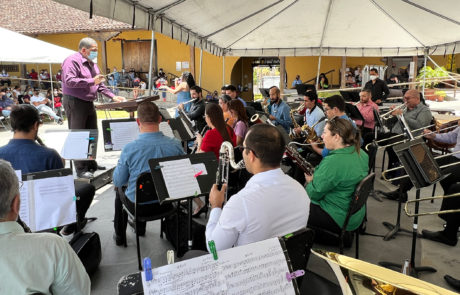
[20,168,76,232]
[149,152,217,204]
[42,129,98,160]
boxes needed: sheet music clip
[167,250,175,265]
[286,270,305,282]
[86,137,95,141]
[208,240,218,260]
[143,257,153,281]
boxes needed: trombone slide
[404,192,460,217]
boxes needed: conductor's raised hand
[209,183,227,209]
[112,96,126,102]
[93,74,106,85]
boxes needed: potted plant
[416,66,448,100]
[435,90,447,102]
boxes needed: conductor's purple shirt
[61,52,114,101]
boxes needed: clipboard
[148,152,218,204]
[42,129,98,160]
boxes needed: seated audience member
[228,99,249,146]
[195,103,237,159]
[306,118,368,244]
[291,75,302,88]
[0,88,15,117]
[225,84,247,107]
[206,124,310,251]
[268,86,292,133]
[29,69,38,88]
[218,95,235,127]
[311,95,357,158]
[30,89,63,124]
[12,86,21,104]
[178,85,206,132]
[319,73,329,89]
[0,69,11,87]
[53,88,64,118]
[0,160,90,294]
[0,105,95,239]
[22,86,32,104]
[112,102,184,245]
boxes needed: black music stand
[379,138,442,277]
[149,153,217,254]
[259,88,270,98]
[296,84,315,95]
[102,118,136,152]
[345,103,364,123]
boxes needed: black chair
[121,172,177,270]
[339,173,376,258]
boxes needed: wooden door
[122,40,151,73]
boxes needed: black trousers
[74,181,96,221]
[307,204,344,245]
[62,95,98,173]
[114,187,173,238]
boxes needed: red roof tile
[2,0,131,34]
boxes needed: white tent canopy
[0,26,75,63]
[52,0,460,57]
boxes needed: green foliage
[416,66,448,88]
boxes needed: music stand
[296,84,315,95]
[259,88,270,98]
[379,138,441,277]
[149,153,217,253]
[345,103,364,123]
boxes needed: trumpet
[379,104,407,120]
[404,192,460,217]
[381,150,460,182]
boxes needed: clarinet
[191,125,209,154]
[285,144,315,176]
[216,141,245,202]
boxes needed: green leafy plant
[416,66,448,89]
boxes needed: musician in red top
[61,37,125,178]
[195,103,237,159]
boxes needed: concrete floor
[1,105,460,294]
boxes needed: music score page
[159,158,201,199]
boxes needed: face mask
[88,51,98,60]
[28,91,33,95]
[54,91,58,95]
[370,75,377,81]
[6,93,11,97]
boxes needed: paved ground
[1,100,460,294]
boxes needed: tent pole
[422,49,427,95]
[315,54,322,90]
[49,64,54,110]
[148,30,155,96]
[199,49,203,85]
[222,55,225,85]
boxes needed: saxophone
[289,104,310,139]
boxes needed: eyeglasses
[237,145,259,158]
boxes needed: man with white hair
[61,37,125,178]
[0,159,90,294]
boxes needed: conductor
[62,37,125,178]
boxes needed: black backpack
[70,231,102,276]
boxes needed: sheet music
[160,122,175,138]
[141,238,295,294]
[192,163,208,175]
[180,117,195,139]
[110,121,139,150]
[32,175,76,232]
[159,158,201,199]
[61,131,90,159]
[42,131,90,159]
[16,170,31,228]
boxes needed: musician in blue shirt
[295,90,325,137]
[268,86,292,133]
[112,101,184,245]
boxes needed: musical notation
[159,158,201,199]
[141,238,295,294]
[109,121,139,150]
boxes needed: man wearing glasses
[205,124,310,251]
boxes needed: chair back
[135,172,159,204]
[366,143,378,173]
[342,173,375,231]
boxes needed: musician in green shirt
[305,118,368,243]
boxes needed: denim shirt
[113,132,185,202]
[270,100,292,133]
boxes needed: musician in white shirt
[206,124,310,251]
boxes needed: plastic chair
[121,172,177,270]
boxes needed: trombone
[364,123,454,151]
[382,150,460,182]
[404,192,460,217]
[379,104,406,120]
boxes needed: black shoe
[380,190,407,202]
[127,219,145,236]
[97,165,106,171]
[422,230,457,246]
[444,275,460,291]
[113,233,126,246]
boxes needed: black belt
[63,94,95,104]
